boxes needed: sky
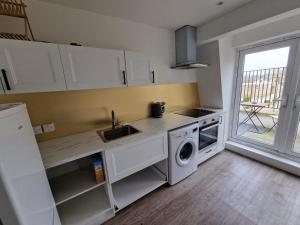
[244,47,290,71]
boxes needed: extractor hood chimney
[172,25,208,69]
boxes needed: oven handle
[200,123,219,132]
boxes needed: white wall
[197,41,223,108]
[219,37,236,140]
[232,13,300,47]
[196,38,235,140]
[0,0,197,84]
[197,0,300,44]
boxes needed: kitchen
[1,0,300,225]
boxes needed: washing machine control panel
[169,123,198,139]
[170,130,191,138]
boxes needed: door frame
[283,40,300,157]
[230,38,299,154]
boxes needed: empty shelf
[112,166,166,210]
[49,167,105,205]
[57,186,113,225]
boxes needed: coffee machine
[150,102,166,118]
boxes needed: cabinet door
[0,39,66,94]
[0,79,4,94]
[104,134,168,183]
[59,45,126,90]
[125,51,154,86]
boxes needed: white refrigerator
[0,103,61,225]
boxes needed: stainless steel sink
[97,125,140,143]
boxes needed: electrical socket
[42,122,55,133]
[33,125,43,135]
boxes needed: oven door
[199,122,219,151]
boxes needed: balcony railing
[241,67,287,109]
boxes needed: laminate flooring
[104,150,300,225]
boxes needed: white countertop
[39,109,224,169]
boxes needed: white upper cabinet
[59,45,127,90]
[125,51,155,86]
[0,39,163,94]
[0,39,66,94]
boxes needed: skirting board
[226,141,300,177]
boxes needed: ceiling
[37,0,253,30]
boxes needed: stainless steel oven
[198,116,219,151]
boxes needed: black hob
[175,109,214,118]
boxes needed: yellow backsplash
[0,83,200,142]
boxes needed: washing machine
[168,123,199,185]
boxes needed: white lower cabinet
[104,133,168,211]
[44,134,168,224]
[46,154,114,225]
[104,133,168,183]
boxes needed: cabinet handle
[122,71,127,85]
[152,71,155,83]
[1,69,11,91]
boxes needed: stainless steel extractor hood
[171,25,208,69]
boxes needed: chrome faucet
[111,110,118,129]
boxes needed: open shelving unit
[112,166,167,211]
[46,153,114,225]
[49,167,105,205]
[57,186,113,225]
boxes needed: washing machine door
[176,138,197,167]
